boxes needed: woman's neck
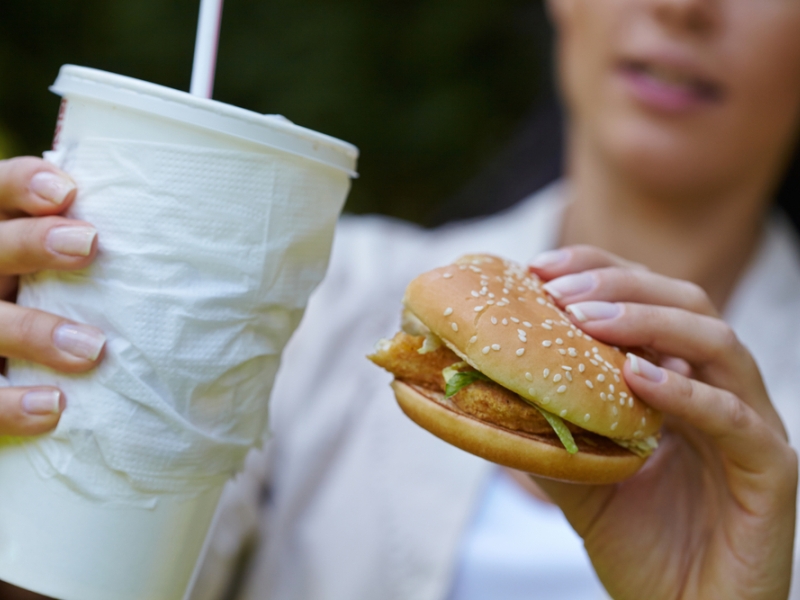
[559,135,772,311]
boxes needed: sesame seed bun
[392,380,645,484]
[403,254,663,442]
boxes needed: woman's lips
[617,61,724,114]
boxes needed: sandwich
[368,254,661,484]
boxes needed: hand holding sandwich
[530,245,797,600]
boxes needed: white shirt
[190,183,800,600]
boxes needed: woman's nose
[648,0,720,36]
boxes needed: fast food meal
[369,254,662,484]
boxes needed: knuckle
[680,281,713,314]
[719,391,751,433]
[9,308,46,348]
[709,321,740,362]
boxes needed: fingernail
[22,390,62,415]
[29,171,76,206]
[529,249,568,269]
[566,301,621,322]
[53,324,106,361]
[543,272,596,300]
[627,353,666,383]
[46,226,97,257]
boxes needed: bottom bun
[392,380,645,484]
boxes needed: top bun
[403,254,662,441]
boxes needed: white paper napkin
[8,138,350,505]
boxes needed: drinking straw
[190,0,225,98]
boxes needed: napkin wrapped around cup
[7,138,350,506]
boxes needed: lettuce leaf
[533,407,579,455]
[442,363,490,398]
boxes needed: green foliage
[0,0,548,223]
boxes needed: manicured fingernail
[543,272,596,299]
[22,390,62,415]
[29,171,76,205]
[566,301,621,322]
[46,226,97,257]
[53,324,106,361]
[529,249,568,269]
[627,353,665,383]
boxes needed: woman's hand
[527,246,797,600]
[0,157,104,436]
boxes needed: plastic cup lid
[51,65,359,177]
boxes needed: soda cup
[0,65,358,600]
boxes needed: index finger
[0,157,77,218]
[528,245,647,281]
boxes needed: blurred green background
[0,0,551,224]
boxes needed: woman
[1,0,799,598]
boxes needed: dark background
[0,0,554,225]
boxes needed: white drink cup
[0,65,358,600]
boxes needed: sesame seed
[518,330,527,341]
[558,349,567,355]
[480,287,487,296]
[528,388,535,395]
[553,374,563,383]
[620,398,625,406]
[443,307,453,316]
[511,317,520,323]
[620,392,628,398]
[578,364,585,373]
[459,265,467,270]
[469,266,482,273]
[525,372,533,381]
[600,392,606,400]
[471,291,479,298]
[542,323,553,330]
[611,422,618,431]
[602,365,609,372]
[633,431,643,438]
[491,316,497,325]
[561,365,572,371]
[566,372,573,382]
[542,397,551,405]
[451,323,458,332]
[557,385,567,394]
[546,319,554,324]
[584,334,593,341]
[641,417,646,426]
[503,288,510,294]
[590,359,599,366]
[492,344,501,351]
[608,394,614,402]
[597,374,606,382]
[568,348,578,357]
[584,414,591,422]
[609,384,615,393]
[567,331,574,338]
[482,346,490,354]
[443,273,453,279]
[469,336,478,344]
[585,380,594,389]
[537,297,546,305]
[592,347,599,353]
[585,351,591,358]
[516,348,525,356]
[556,338,563,345]
[502,318,508,325]
[628,398,634,408]
[523,321,532,328]
[614,374,620,382]
[560,409,568,417]
[517,297,525,302]
[543,369,550,378]
[612,406,618,416]
[475,306,484,312]
[542,341,553,348]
